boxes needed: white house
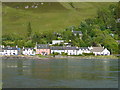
[77,47,91,55]
[22,47,35,55]
[0,48,5,55]
[72,30,83,39]
[50,46,110,56]
[0,45,5,55]
[50,46,65,54]
[64,47,78,55]
[51,46,79,55]
[101,48,110,55]
[52,40,64,45]
[116,18,120,23]
[3,46,19,55]
[50,46,92,55]
[90,47,110,56]
[51,46,83,55]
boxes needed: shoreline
[1,55,50,60]
[1,55,119,60]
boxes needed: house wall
[23,49,35,55]
[0,52,5,55]
[93,52,101,56]
[77,50,82,55]
[101,49,110,55]
[4,50,18,55]
[64,50,77,55]
[36,49,50,55]
[77,49,91,55]
[51,50,65,54]
[52,40,64,45]
[51,50,79,55]
[92,49,110,56]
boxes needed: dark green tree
[27,22,32,38]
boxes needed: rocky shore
[1,55,50,60]
[54,55,118,59]
[1,55,118,60]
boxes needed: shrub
[82,53,95,56]
[61,52,68,56]
[51,52,60,56]
[36,54,42,56]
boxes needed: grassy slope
[2,2,116,36]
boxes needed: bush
[36,54,47,57]
[82,53,95,56]
[51,52,60,56]
[68,54,83,56]
[36,54,43,56]
[61,52,68,56]
[78,54,84,56]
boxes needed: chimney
[16,45,18,48]
[2,45,4,48]
[89,46,93,50]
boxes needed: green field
[2,2,116,36]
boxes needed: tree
[27,22,32,38]
[62,30,73,40]
[31,32,41,43]
[24,40,34,48]
[14,40,25,48]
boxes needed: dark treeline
[2,2,120,54]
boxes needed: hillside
[2,2,116,36]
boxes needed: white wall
[77,49,91,55]
[65,50,77,55]
[22,49,35,55]
[51,49,91,55]
[51,48,110,56]
[101,49,110,55]
[4,50,18,55]
[52,40,64,45]
[51,50,65,54]
[93,49,110,56]
[0,52,5,55]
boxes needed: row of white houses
[50,46,110,56]
[0,45,110,56]
[0,46,35,56]
[0,46,20,55]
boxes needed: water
[2,58,119,88]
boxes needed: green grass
[2,2,116,36]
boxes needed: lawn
[2,2,116,36]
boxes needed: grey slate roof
[50,46,78,50]
[23,48,34,50]
[50,46,64,50]
[116,18,120,23]
[72,31,82,34]
[65,47,78,50]
[79,47,89,50]
[4,47,18,50]
[37,44,50,49]
[90,47,104,52]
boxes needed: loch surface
[2,58,119,88]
